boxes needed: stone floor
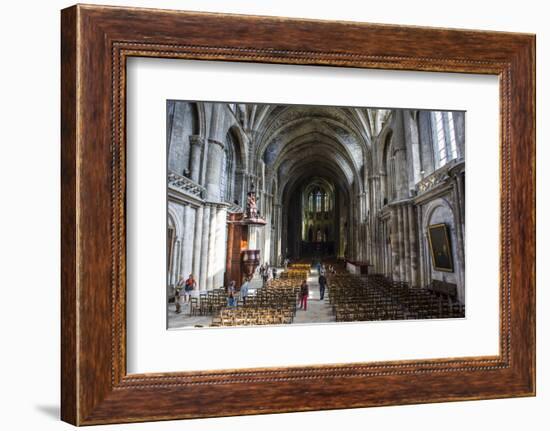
[167,303,212,329]
[292,271,335,324]
[167,266,335,329]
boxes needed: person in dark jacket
[318,274,327,300]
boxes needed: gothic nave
[166,101,465,328]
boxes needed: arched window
[324,193,331,212]
[302,183,334,241]
[446,112,458,160]
[315,190,322,212]
[307,188,327,214]
[431,111,459,168]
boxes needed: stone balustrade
[225,202,243,214]
[416,159,464,194]
[168,172,206,198]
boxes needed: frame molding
[61,4,535,425]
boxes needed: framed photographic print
[61,4,536,425]
[163,100,466,330]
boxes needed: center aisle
[292,269,335,324]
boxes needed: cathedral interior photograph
[166,100,465,329]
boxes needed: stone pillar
[392,111,409,200]
[192,205,204,290]
[408,205,418,288]
[178,208,187,280]
[352,199,359,261]
[205,139,225,201]
[275,204,282,264]
[453,111,466,159]
[394,149,408,200]
[385,222,391,277]
[360,192,367,261]
[391,207,400,281]
[171,239,180,286]
[397,206,406,282]
[417,209,426,288]
[404,111,422,185]
[454,172,466,228]
[206,205,217,290]
[234,169,246,208]
[403,205,410,284]
[374,176,382,210]
[188,135,204,183]
[264,203,272,264]
[176,237,183,282]
[370,176,380,269]
[181,205,195,280]
[213,206,227,289]
[199,205,210,292]
[452,182,466,303]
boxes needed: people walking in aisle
[183,273,196,303]
[227,291,236,307]
[299,279,309,311]
[272,266,277,279]
[318,273,327,300]
[240,277,250,305]
[259,264,265,285]
[174,275,185,314]
[227,280,237,307]
[262,265,269,286]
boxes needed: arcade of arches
[167,101,465,327]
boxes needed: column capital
[189,135,205,147]
[207,138,225,150]
[204,201,230,209]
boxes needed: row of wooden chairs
[368,275,465,319]
[280,269,309,279]
[209,278,303,327]
[186,288,230,316]
[328,273,465,322]
[211,307,294,327]
[288,264,311,270]
[255,278,301,313]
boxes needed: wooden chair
[189,297,200,316]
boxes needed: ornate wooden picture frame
[61,4,535,425]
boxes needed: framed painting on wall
[428,223,454,272]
